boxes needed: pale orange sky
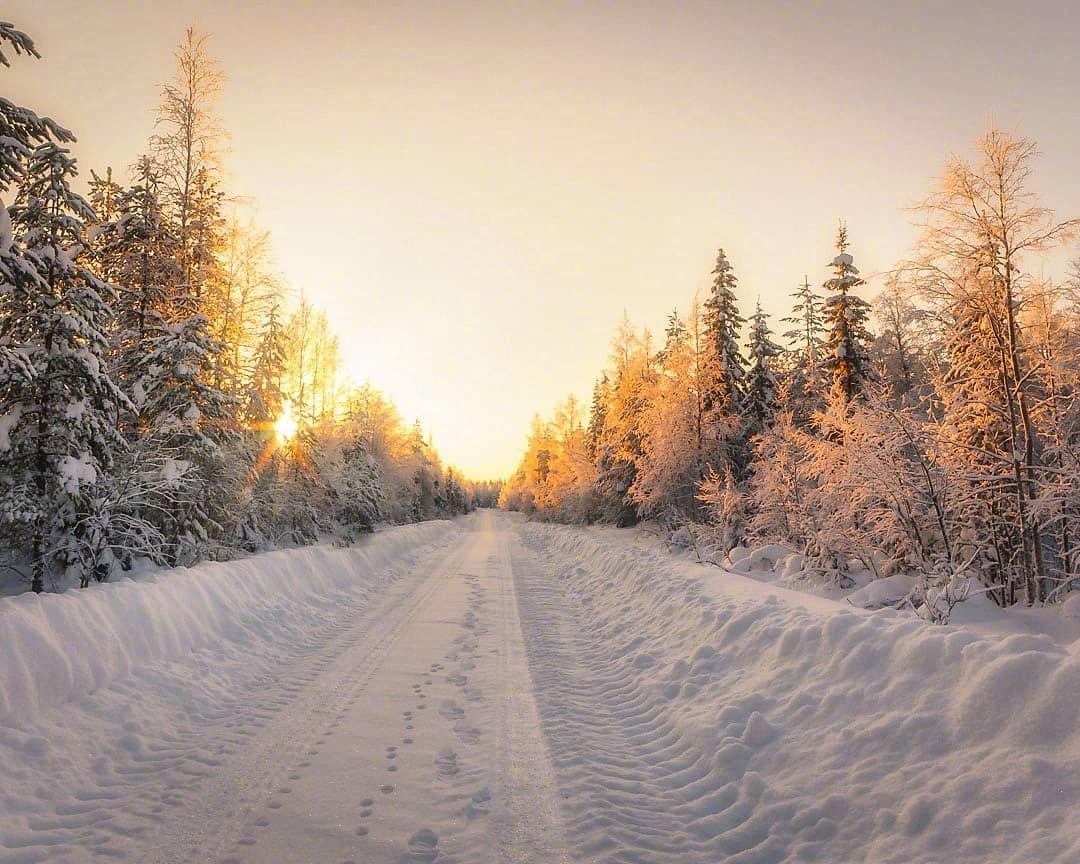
[6,1,1080,479]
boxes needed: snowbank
[0,521,457,727]
[520,522,1079,864]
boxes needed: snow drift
[518,522,1079,864]
[0,521,457,727]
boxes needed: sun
[274,402,299,445]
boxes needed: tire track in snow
[511,526,790,864]
[487,520,570,863]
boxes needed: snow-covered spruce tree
[744,299,783,437]
[585,374,609,461]
[245,302,287,425]
[1,142,126,591]
[442,466,470,516]
[913,128,1078,604]
[91,157,184,433]
[781,274,827,421]
[138,282,235,564]
[0,23,78,466]
[702,248,746,414]
[655,308,687,364]
[86,159,221,571]
[229,302,288,550]
[324,425,384,534]
[0,24,76,188]
[822,224,874,402]
[90,157,235,564]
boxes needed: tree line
[501,128,1078,613]
[0,24,482,593]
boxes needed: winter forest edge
[0,23,501,595]
[499,133,1080,623]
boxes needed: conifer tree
[246,302,287,425]
[822,223,873,401]
[585,374,608,460]
[0,24,75,189]
[1,142,126,591]
[782,274,827,418]
[656,307,687,363]
[744,300,783,436]
[702,248,746,412]
[92,157,183,433]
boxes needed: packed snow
[0,511,1075,864]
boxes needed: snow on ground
[594,521,1080,646]
[0,511,1076,863]
[517,520,1079,863]
[0,522,456,727]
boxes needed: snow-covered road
[0,511,1076,863]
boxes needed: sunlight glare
[274,402,298,445]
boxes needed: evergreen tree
[92,157,184,433]
[0,24,75,190]
[702,248,746,412]
[822,223,874,402]
[0,142,126,591]
[656,307,687,363]
[782,274,827,418]
[142,301,235,564]
[744,300,783,436]
[783,275,826,369]
[585,374,608,460]
[334,434,384,531]
[246,302,287,425]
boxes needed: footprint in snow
[467,787,491,819]
[434,749,459,778]
[406,828,439,862]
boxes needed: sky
[6,1,1080,479]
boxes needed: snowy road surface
[0,511,1077,863]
